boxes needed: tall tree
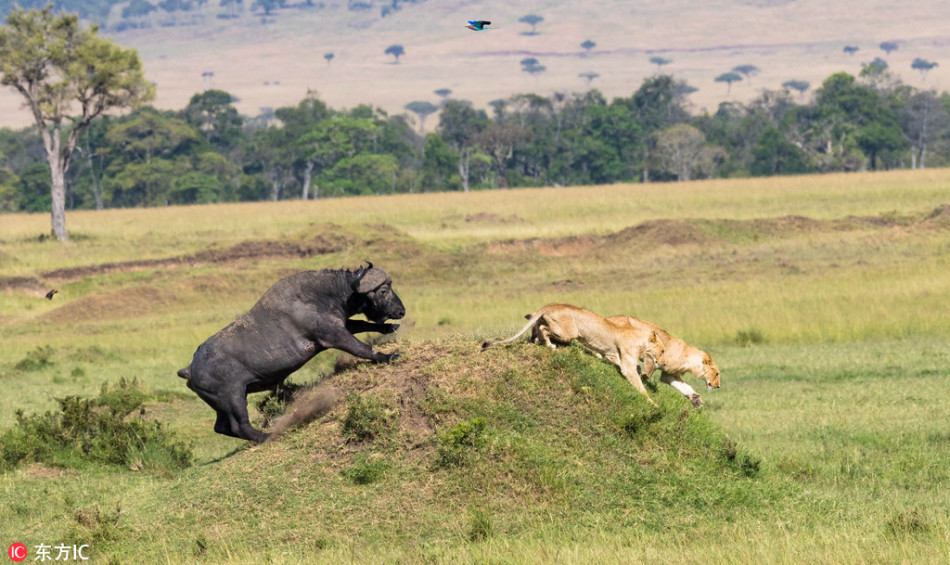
[654,124,722,181]
[181,89,243,151]
[899,89,948,168]
[474,121,528,189]
[324,52,334,65]
[437,100,486,192]
[0,6,154,240]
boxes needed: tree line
[4,67,950,216]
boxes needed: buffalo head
[351,262,405,323]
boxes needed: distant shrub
[14,345,55,372]
[0,380,192,476]
[734,328,766,346]
[721,438,761,477]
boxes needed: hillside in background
[0,0,947,128]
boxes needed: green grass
[1,172,950,562]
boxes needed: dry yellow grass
[0,0,947,128]
[3,168,949,274]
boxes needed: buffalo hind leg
[220,388,270,443]
[214,411,239,438]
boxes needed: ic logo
[8,543,27,562]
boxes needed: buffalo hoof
[385,323,400,334]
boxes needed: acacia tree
[911,58,938,81]
[782,80,810,101]
[650,56,672,70]
[714,72,742,94]
[404,100,438,134]
[518,14,543,35]
[385,44,404,64]
[879,41,899,57]
[733,64,759,85]
[843,45,859,57]
[0,6,154,241]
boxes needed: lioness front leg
[660,372,702,407]
[620,358,657,406]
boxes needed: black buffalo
[177,262,405,443]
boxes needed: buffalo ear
[350,261,374,291]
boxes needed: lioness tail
[482,310,544,349]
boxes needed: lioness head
[702,353,721,389]
[644,330,666,366]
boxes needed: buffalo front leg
[330,331,399,363]
[346,319,400,335]
[660,372,703,407]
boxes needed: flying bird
[45,289,59,300]
[466,20,491,31]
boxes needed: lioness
[607,315,721,408]
[482,303,666,405]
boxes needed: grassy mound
[146,337,776,560]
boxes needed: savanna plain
[1,170,950,564]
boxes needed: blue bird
[466,20,491,31]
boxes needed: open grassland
[2,170,950,563]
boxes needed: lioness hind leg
[537,323,557,350]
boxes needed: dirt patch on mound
[485,235,597,256]
[484,206,950,260]
[266,340,543,451]
[923,203,950,224]
[0,276,47,294]
[465,212,530,224]
[605,219,716,247]
[40,285,179,324]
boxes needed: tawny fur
[483,303,666,405]
[607,315,721,407]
